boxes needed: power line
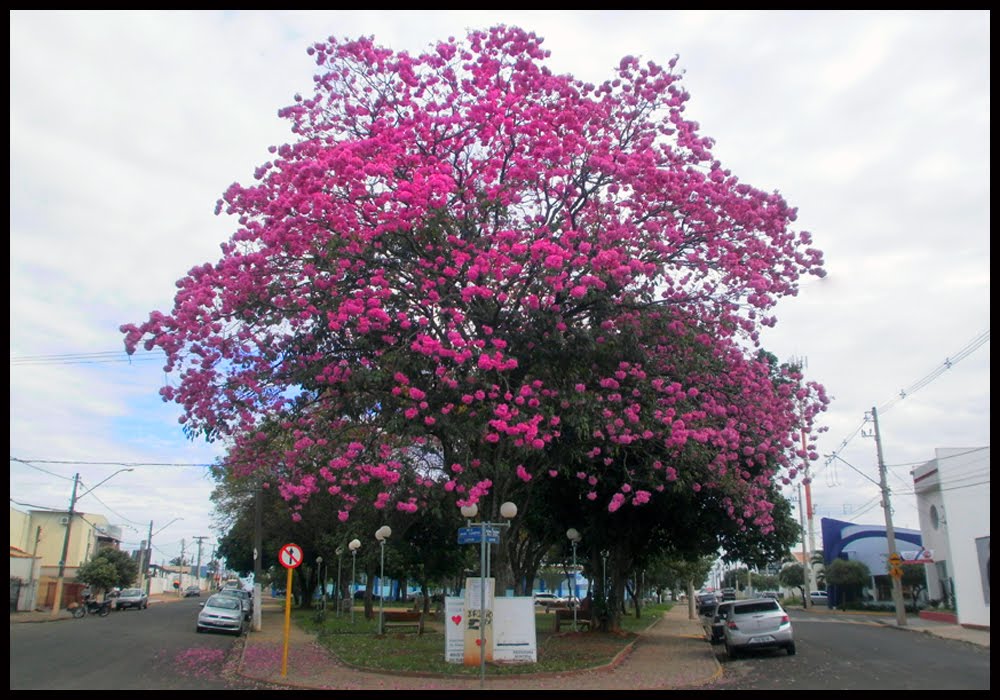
[10,457,218,468]
[822,329,989,471]
[878,329,991,414]
[10,458,78,481]
[10,350,167,366]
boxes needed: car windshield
[121,589,142,597]
[207,596,241,610]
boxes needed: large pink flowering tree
[122,27,827,539]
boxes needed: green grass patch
[297,603,671,676]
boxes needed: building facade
[9,507,121,610]
[912,447,990,630]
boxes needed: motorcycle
[70,596,112,618]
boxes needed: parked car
[721,598,795,658]
[215,587,253,620]
[720,587,736,601]
[115,587,149,611]
[533,592,565,609]
[183,585,202,598]
[810,590,828,605]
[702,601,734,644]
[197,594,246,635]
[696,591,719,617]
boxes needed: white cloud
[11,10,989,561]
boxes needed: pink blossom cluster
[121,26,827,531]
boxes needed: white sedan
[533,592,566,609]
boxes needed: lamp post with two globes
[335,547,344,617]
[348,538,361,624]
[460,500,517,689]
[375,525,392,634]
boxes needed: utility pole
[180,539,187,592]
[50,473,80,619]
[49,468,134,616]
[790,355,818,595]
[253,480,263,632]
[28,526,41,609]
[871,406,907,626]
[139,521,153,596]
[801,425,818,592]
[798,484,812,608]
[193,536,208,583]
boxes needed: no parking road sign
[279,543,303,569]
[277,543,303,678]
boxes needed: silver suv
[722,598,795,658]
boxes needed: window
[733,600,780,615]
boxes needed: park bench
[381,610,425,634]
[554,607,593,632]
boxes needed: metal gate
[10,577,23,612]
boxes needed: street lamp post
[461,501,517,690]
[601,550,609,612]
[335,547,344,617]
[316,556,325,613]
[50,468,134,618]
[348,539,361,624]
[566,528,582,631]
[375,526,392,635]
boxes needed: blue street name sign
[458,526,500,545]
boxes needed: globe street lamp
[335,547,344,618]
[566,528,582,631]
[348,538,361,624]
[461,500,517,689]
[375,525,392,634]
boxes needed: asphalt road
[703,609,990,690]
[11,601,989,690]
[9,597,265,690]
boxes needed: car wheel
[197,626,204,633]
[725,641,740,659]
[786,642,796,656]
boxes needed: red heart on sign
[451,615,462,625]
[475,638,482,646]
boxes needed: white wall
[937,448,990,628]
[915,447,990,629]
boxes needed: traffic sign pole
[282,565,293,677]
[277,543,303,678]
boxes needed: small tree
[824,559,871,608]
[75,548,140,597]
[778,563,806,604]
[901,564,928,607]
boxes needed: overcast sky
[10,10,990,570]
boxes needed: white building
[912,447,990,630]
